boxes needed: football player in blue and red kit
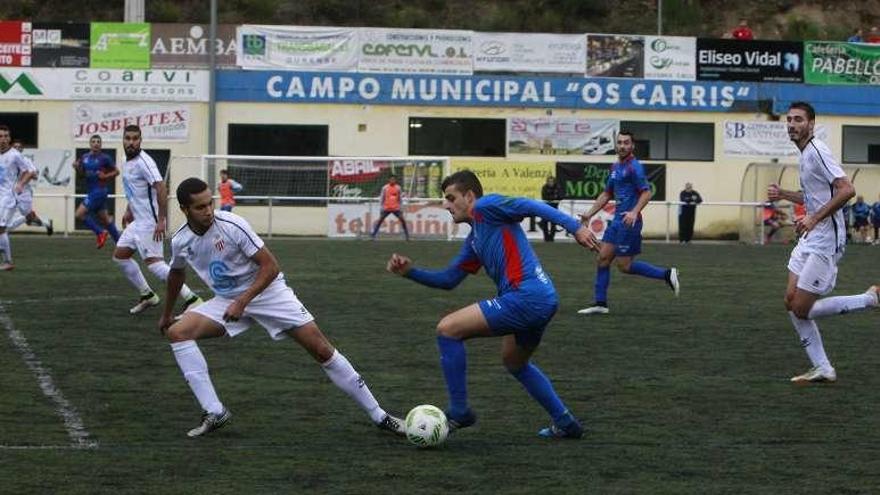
[386,170,599,439]
[73,134,120,248]
[578,131,680,315]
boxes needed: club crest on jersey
[214,235,224,251]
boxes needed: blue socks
[630,260,668,280]
[83,216,103,235]
[595,266,610,304]
[107,223,120,241]
[437,335,469,418]
[511,363,568,424]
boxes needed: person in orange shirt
[217,169,243,212]
[370,174,409,240]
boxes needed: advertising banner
[150,24,237,68]
[697,38,803,82]
[723,121,829,157]
[473,32,584,73]
[72,103,191,141]
[804,41,880,85]
[508,118,617,155]
[0,21,32,67]
[328,158,444,200]
[644,35,696,81]
[90,22,150,69]
[587,34,644,78]
[452,160,553,199]
[237,25,358,71]
[218,71,758,112]
[358,28,472,75]
[328,202,461,238]
[0,68,209,101]
[31,23,89,67]
[556,162,666,201]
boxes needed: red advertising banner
[0,21,32,66]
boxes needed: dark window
[842,125,880,163]
[620,121,714,161]
[409,117,506,156]
[225,124,330,205]
[0,113,39,146]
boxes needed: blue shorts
[83,190,109,213]
[602,218,642,256]
[478,289,558,348]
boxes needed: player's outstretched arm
[387,252,470,290]
[224,247,280,322]
[159,268,186,334]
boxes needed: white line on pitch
[0,295,123,305]
[0,303,98,450]
[0,444,89,450]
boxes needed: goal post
[191,155,453,238]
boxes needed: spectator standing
[851,195,871,243]
[539,176,564,242]
[847,28,864,43]
[732,19,754,40]
[678,182,702,244]
[867,26,880,43]
[870,193,880,244]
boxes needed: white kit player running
[158,177,405,437]
[769,101,879,385]
[6,139,53,236]
[112,124,202,314]
[0,125,40,271]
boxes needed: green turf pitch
[1,237,879,494]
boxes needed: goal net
[194,155,452,238]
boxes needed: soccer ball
[405,404,449,448]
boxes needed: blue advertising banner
[217,70,757,112]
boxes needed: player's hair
[123,124,141,135]
[618,130,635,142]
[90,134,101,141]
[0,124,9,133]
[788,101,816,121]
[441,170,483,198]
[177,177,209,207]
[11,139,22,145]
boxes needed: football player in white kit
[112,125,202,314]
[768,101,879,384]
[157,177,405,438]
[5,139,53,236]
[0,125,39,271]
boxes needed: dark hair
[176,177,209,207]
[219,169,228,175]
[90,134,101,140]
[618,130,635,142]
[788,101,816,121]
[123,124,141,135]
[11,139,22,145]
[441,170,483,198]
[0,124,9,133]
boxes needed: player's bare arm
[580,191,612,223]
[153,180,168,241]
[623,189,652,227]
[98,168,119,181]
[386,253,413,276]
[795,176,855,237]
[158,267,187,334]
[767,184,804,204]
[14,170,36,194]
[573,226,600,251]
[223,247,280,322]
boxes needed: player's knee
[435,318,458,338]
[146,261,171,281]
[165,323,190,343]
[791,301,812,319]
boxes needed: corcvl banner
[72,103,191,141]
[237,25,358,71]
[723,121,829,157]
[474,32,584,74]
[358,28,472,75]
[508,118,617,155]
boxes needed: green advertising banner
[556,162,666,201]
[804,41,880,85]
[90,22,150,69]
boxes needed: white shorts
[117,222,164,259]
[0,193,29,227]
[787,242,842,296]
[190,279,315,341]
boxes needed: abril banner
[804,41,880,85]
[90,23,150,69]
[150,24,237,68]
[358,28,473,75]
[32,23,89,67]
[0,21,32,67]
[556,162,666,201]
[697,39,803,82]
[453,160,553,199]
[237,25,358,71]
[587,34,644,78]
[508,117,617,155]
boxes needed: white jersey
[170,210,282,298]
[0,147,36,196]
[797,137,847,255]
[122,150,163,226]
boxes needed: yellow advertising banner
[451,160,554,199]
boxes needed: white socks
[321,350,386,423]
[808,291,878,319]
[113,257,151,294]
[171,340,224,415]
[146,261,196,300]
[789,312,831,369]
[0,232,10,262]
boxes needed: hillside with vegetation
[1,0,877,41]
